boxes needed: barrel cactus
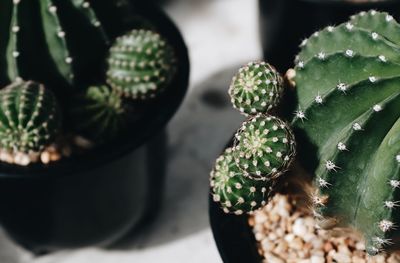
[229,62,283,116]
[0,0,109,92]
[106,29,177,99]
[210,148,274,215]
[0,81,61,154]
[69,85,125,142]
[293,10,400,255]
[234,114,296,180]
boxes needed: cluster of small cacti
[292,10,400,255]
[210,61,296,215]
[0,0,177,165]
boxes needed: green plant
[234,114,296,180]
[292,10,400,255]
[0,1,179,165]
[107,29,177,99]
[0,0,108,90]
[69,85,125,142]
[229,62,283,115]
[0,81,61,154]
[210,63,296,214]
[210,148,274,215]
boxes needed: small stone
[14,152,30,166]
[310,255,325,263]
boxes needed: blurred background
[0,0,260,262]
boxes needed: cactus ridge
[350,10,400,46]
[2,0,109,88]
[234,114,296,180]
[296,23,400,66]
[293,11,400,254]
[228,61,283,116]
[210,148,274,215]
[69,85,125,142]
[0,81,61,153]
[106,29,177,100]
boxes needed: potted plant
[259,0,400,72]
[0,0,189,253]
[210,10,400,262]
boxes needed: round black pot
[209,196,262,263]
[0,1,189,253]
[259,0,400,73]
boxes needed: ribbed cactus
[0,81,61,154]
[69,85,125,142]
[234,114,296,180]
[293,10,400,255]
[229,61,283,115]
[210,148,274,215]
[0,0,109,92]
[106,29,177,99]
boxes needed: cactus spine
[293,10,400,254]
[210,62,296,214]
[0,81,61,154]
[107,29,177,99]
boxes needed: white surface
[0,0,261,262]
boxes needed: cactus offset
[234,114,296,180]
[107,29,177,99]
[0,0,109,91]
[293,10,400,254]
[0,81,61,154]
[210,148,274,215]
[69,85,125,142]
[229,61,283,115]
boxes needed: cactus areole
[293,10,400,255]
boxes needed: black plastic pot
[0,1,189,253]
[259,0,400,73]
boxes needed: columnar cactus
[0,0,108,91]
[107,29,177,99]
[69,85,125,142]
[210,148,274,215]
[292,10,400,255]
[234,114,296,180]
[229,62,283,115]
[0,81,61,154]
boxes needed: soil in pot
[250,193,400,263]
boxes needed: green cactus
[69,85,125,142]
[210,148,274,215]
[106,29,177,99]
[234,114,296,180]
[292,10,400,255]
[228,61,283,115]
[0,81,61,154]
[0,0,109,91]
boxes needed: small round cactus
[69,85,126,142]
[106,29,177,99]
[210,148,274,215]
[234,114,296,180]
[0,81,61,154]
[229,61,283,115]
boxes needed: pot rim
[0,2,190,179]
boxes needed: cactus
[228,61,283,115]
[292,10,400,254]
[210,148,274,215]
[106,29,177,99]
[69,85,125,142]
[0,81,61,154]
[234,114,296,180]
[0,0,109,92]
